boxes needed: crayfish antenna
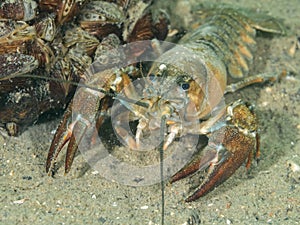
[159,115,167,225]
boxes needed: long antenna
[11,74,149,108]
[159,115,167,225]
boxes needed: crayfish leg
[225,70,286,93]
[114,125,138,149]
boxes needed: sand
[1,0,300,224]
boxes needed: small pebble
[265,87,272,93]
[13,198,28,204]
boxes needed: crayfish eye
[181,82,190,91]
[149,73,156,81]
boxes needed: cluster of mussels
[0,0,168,135]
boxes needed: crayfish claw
[46,105,73,174]
[171,146,219,183]
[171,101,259,202]
[46,100,93,175]
[64,120,88,174]
[186,128,256,202]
